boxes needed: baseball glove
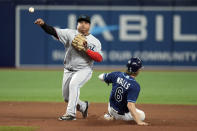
[72,34,88,52]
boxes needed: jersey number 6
[115,87,123,102]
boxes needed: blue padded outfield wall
[1,0,197,67]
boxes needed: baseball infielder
[98,57,149,126]
[35,14,103,121]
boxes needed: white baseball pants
[62,68,92,117]
[107,104,145,121]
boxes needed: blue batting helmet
[127,57,143,73]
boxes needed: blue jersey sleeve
[127,83,140,103]
[103,72,119,84]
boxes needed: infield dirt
[0,102,197,131]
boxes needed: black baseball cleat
[77,101,89,118]
[82,101,89,118]
[58,115,76,121]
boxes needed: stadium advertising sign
[16,6,197,67]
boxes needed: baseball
[29,7,34,13]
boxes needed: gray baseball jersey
[55,28,103,70]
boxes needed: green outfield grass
[0,126,38,131]
[0,69,197,105]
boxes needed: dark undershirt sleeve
[41,23,58,39]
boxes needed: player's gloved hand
[72,34,88,52]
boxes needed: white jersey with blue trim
[55,28,102,71]
[104,71,141,114]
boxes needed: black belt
[111,107,125,115]
[118,112,125,115]
[66,68,76,72]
